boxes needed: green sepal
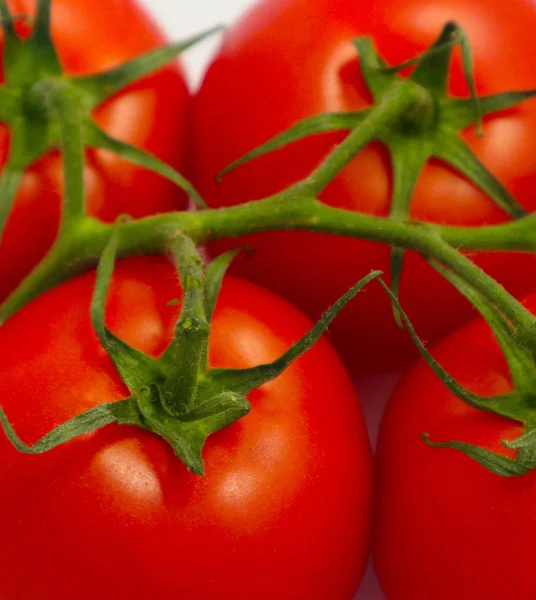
[175,392,250,423]
[352,37,395,100]
[423,435,531,477]
[379,39,456,77]
[443,90,536,130]
[402,22,483,132]
[352,37,397,101]
[0,398,141,454]
[73,27,223,109]
[432,129,526,219]
[379,26,460,79]
[137,386,250,476]
[455,24,483,135]
[205,270,381,396]
[389,246,405,328]
[0,0,35,86]
[204,249,246,324]
[377,277,529,422]
[29,0,62,77]
[91,226,166,394]
[217,112,368,180]
[83,120,206,209]
[0,165,24,244]
[409,22,458,95]
[429,260,536,398]
[0,385,250,476]
[201,248,247,369]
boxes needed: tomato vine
[1,0,536,476]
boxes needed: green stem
[110,199,536,254]
[160,235,210,418]
[288,80,430,199]
[438,216,536,252]
[0,216,108,324]
[1,195,535,326]
[37,80,86,230]
[417,234,536,339]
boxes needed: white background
[141,1,391,598]
[146,0,255,89]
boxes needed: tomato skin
[0,0,190,303]
[0,257,372,600]
[193,0,536,371]
[373,294,536,600]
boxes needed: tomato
[0,256,372,599]
[0,0,190,302]
[193,0,536,371]
[374,292,536,599]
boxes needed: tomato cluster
[1,0,536,599]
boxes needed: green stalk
[98,200,536,255]
[286,80,431,199]
[415,234,536,340]
[37,79,86,230]
[2,195,534,333]
[161,235,210,417]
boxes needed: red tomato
[374,293,536,599]
[0,0,190,302]
[0,256,372,600]
[193,0,536,371]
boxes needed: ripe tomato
[374,293,536,599]
[193,0,536,371]
[0,256,372,600]
[0,0,190,302]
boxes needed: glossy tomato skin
[0,257,372,600]
[373,294,536,599]
[193,0,536,371]
[0,0,190,302]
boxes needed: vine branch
[2,192,536,328]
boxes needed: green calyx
[0,0,215,246]
[0,224,381,475]
[218,21,534,324]
[379,265,536,478]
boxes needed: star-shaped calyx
[0,0,214,246]
[0,223,381,475]
[218,22,535,323]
